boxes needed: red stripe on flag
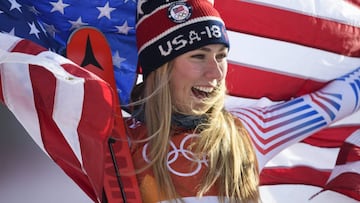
[11,39,46,55]
[336,142,360,164]
[226,63,326,99]
[347,0,360,7]
[322,172,360,201]
[215,0,360,56]
[260,166,331,187]
[302,127,360,147]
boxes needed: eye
[216,52,227,62]
[191,54,205,59]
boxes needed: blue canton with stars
[0,0,138,104]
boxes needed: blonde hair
[132,62,260,202]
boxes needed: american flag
[215,0,360,202]
[1,0,360,203]
[0,0,138,105]
[0,33,115,202]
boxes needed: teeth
[193,86,214,93]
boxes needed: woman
[127,0,360,202]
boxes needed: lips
[191,86,214,99]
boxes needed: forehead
[199,44,228,51]
[187,44,228,53]
[172,45,228,64]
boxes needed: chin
[190,103,212,115]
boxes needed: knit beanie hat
[136,0,230,78]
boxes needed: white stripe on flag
[225,95,281,109]
[345,129,360,146]
[331,111,360,127]
[265,142,339,169]
[0,63,47,155]
[53,76,85,168]
[227,30,360,81]
[260,185,357,203]
[246,0,360,27]
[0,34,21,51]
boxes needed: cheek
[170,59,204,99]
[221,63,228,79]
[172,65,202,85]
[170,77,189,98]
[169,80,188,111]
[170,70,197,101]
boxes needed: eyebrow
[199,46,227,52]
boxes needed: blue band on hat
[139,19,229,78]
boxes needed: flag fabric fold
[215,0,360,202]
[318,129,360,200]
[0,33,115,202]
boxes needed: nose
[204,58,224,80]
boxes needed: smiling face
[169,44,228,114]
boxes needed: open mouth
[191,86,214,99]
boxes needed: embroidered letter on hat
[159,35,187,56]
[158,24,224,57]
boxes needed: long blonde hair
[132,62,260,202]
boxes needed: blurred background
[0,104,92,203]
